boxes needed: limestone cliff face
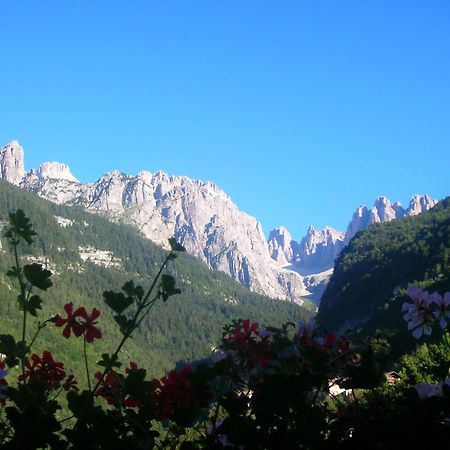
[0,140,439,305]
[267,195,438,303]
[1,141,307,302]
[0,141,25,185]
[344,195,438,244]
[36,162,79,182]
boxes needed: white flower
[415,382,442,399]
[403,287,435,338]
[211,348,227,363]
[295,320,315,339]
[431,291,450,329]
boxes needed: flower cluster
[294,321,352,380]
[54,302,102,343]
[415,378,450,399]
[18,351,67,389]
[94,362,142,408]
[0,360,8,403]
[151,364,212,422]
[402,287,450,338]
[224,319,272,370]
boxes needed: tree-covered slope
[0,179,314,381]
[318,197,450,356]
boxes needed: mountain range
[0,140,438,303]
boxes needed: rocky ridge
[0,140,439,304]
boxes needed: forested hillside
[319,197,450,356]
[0,179,314,382]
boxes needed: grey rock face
[0,140,439,305]
[267,194,438,302]
[296,226,345,275]
[268,226,298,266]
[0,141,25,185]
[344,195,437,244]
[36,162,79,182]
[406,194,437,216]
[0,141,307,302]
[268,224,345,275]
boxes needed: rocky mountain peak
[344,194,437,244]
[36,162,79,182]
[0,140,25,185]
[267,226,296,266]
[406,194,437,216]
[296,225,345,275]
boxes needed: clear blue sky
[1,1,449,239]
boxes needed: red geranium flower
[54,302,85,338]
[94,368,141,408]
[78,307,102,343]
[151,364,212,421]
[18,351,66,389]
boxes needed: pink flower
[0,361,8,403]
[415,378,450,399]
[430,291,450,329]
[402,287,435,338]
[295,320,315,340]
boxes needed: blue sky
[1,1,449,239]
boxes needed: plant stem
[13,242,28,376]
[67,252,174,425]
[84,336,92,392]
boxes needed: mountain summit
[0,140,438,304]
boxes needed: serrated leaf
[23,264,52,291]
[6,267,20,279]
[114,315,136,336]
[103,291,134,314]
[168,238,186,252]
[124,369,148,398]
[26,295,43,317]
[0,335,29,368]
[97,353,121,369]
[160,274,181,301]
[122,280,144,300]
[67,390,94,419]
[161,274,176,291]
[4,209,37,245]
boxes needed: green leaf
[103,291,133,314]
[168,238,186,252]
[26,295,43,317]
[66,390,94,420]
[4,209,37,245]
[160,274,181,301]
[15,340,29,360]
[114,315,136,336]
[124,368,149,399]
[6,267,20,279]
[23,264,52,291]
[122,280,144,300]
[97,353,121,369]
[0,335,29,367]
[0,334,18,367]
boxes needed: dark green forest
[319,197,450,357]
[0,179,314,383]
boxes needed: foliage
[0,211,449,448]
[0,179,314,381]
[318,197,450,358]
